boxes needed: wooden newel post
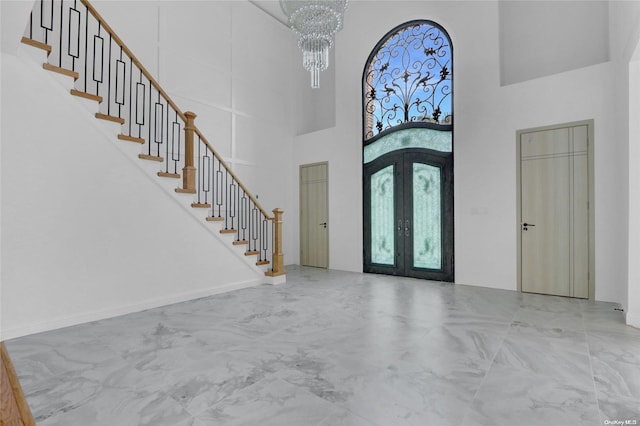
[178,111,197,194]
[266,208,286,277]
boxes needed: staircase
[19,0,286,283]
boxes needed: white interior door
[520,125,590,298]
[300,163,329,268]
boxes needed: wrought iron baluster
[68,2,80,72]
[251,205,259,252]
[262,218,269,261]
[127,55,132,136]
[215,165,223,219]
[58,0,63,68]
[230,179,237,233]
[235,180,240,238]
[135,71,145,139]
[93,23,103,98]
[224,170,230,229]
[203,151,211,206]
[106,33,112,116]
[196,137,202,204]
[164,105,172,173]
[83,6,88,92]
[240,194,248,241]
[41,0,53,45]
[166,97,171,160]
[211,162,217,218]
[172,112,181,174]
[115,49,125,118]
[154,93,163,157]
[147,85,152,156]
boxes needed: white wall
[499,1,609,86]
[609,0,640,325]
[629,52,640,327]
[1,0,295,339]
[294,48,337,135]
[290,0,630,304]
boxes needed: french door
[364,149,453,281]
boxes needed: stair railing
[21,0,285,277]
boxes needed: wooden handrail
[1,342,35,426]
[79,0,273,221]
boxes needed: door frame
[516,119,595,299]
[299,161,329,268]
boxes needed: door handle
[405,220,410,237]
[398,220,403,236]
[522,222,535,231]
[319,222,327,229]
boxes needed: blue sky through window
[364,22,452,139]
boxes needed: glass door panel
[370,165,396,265]
[412,163,442,269]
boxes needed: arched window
[362,20,454,281]
[364,21,452,138]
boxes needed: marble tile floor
[5,266,640,426]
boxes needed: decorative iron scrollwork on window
[364,21,452,140]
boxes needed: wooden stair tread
[138,154,163,162]
[117,134,144,144]
[191,203,211,208]
[43,63,79,80]
[158,172,180,179]
[175,188,197,194]
[206,216,224,222]
[245,250,259,256]
[95,113,125,124]
[71,89,103,103]
[232,240,249,246]
[21,37,51,55]
[220,229,237,234]
[256,260,270,266]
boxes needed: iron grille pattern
[364,21,452,140]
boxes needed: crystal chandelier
[280,0,349,88]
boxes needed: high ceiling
[249,1,289,26]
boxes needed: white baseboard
[1,278,262,341]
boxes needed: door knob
[319,222,327,228]
[522,222,535,231]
